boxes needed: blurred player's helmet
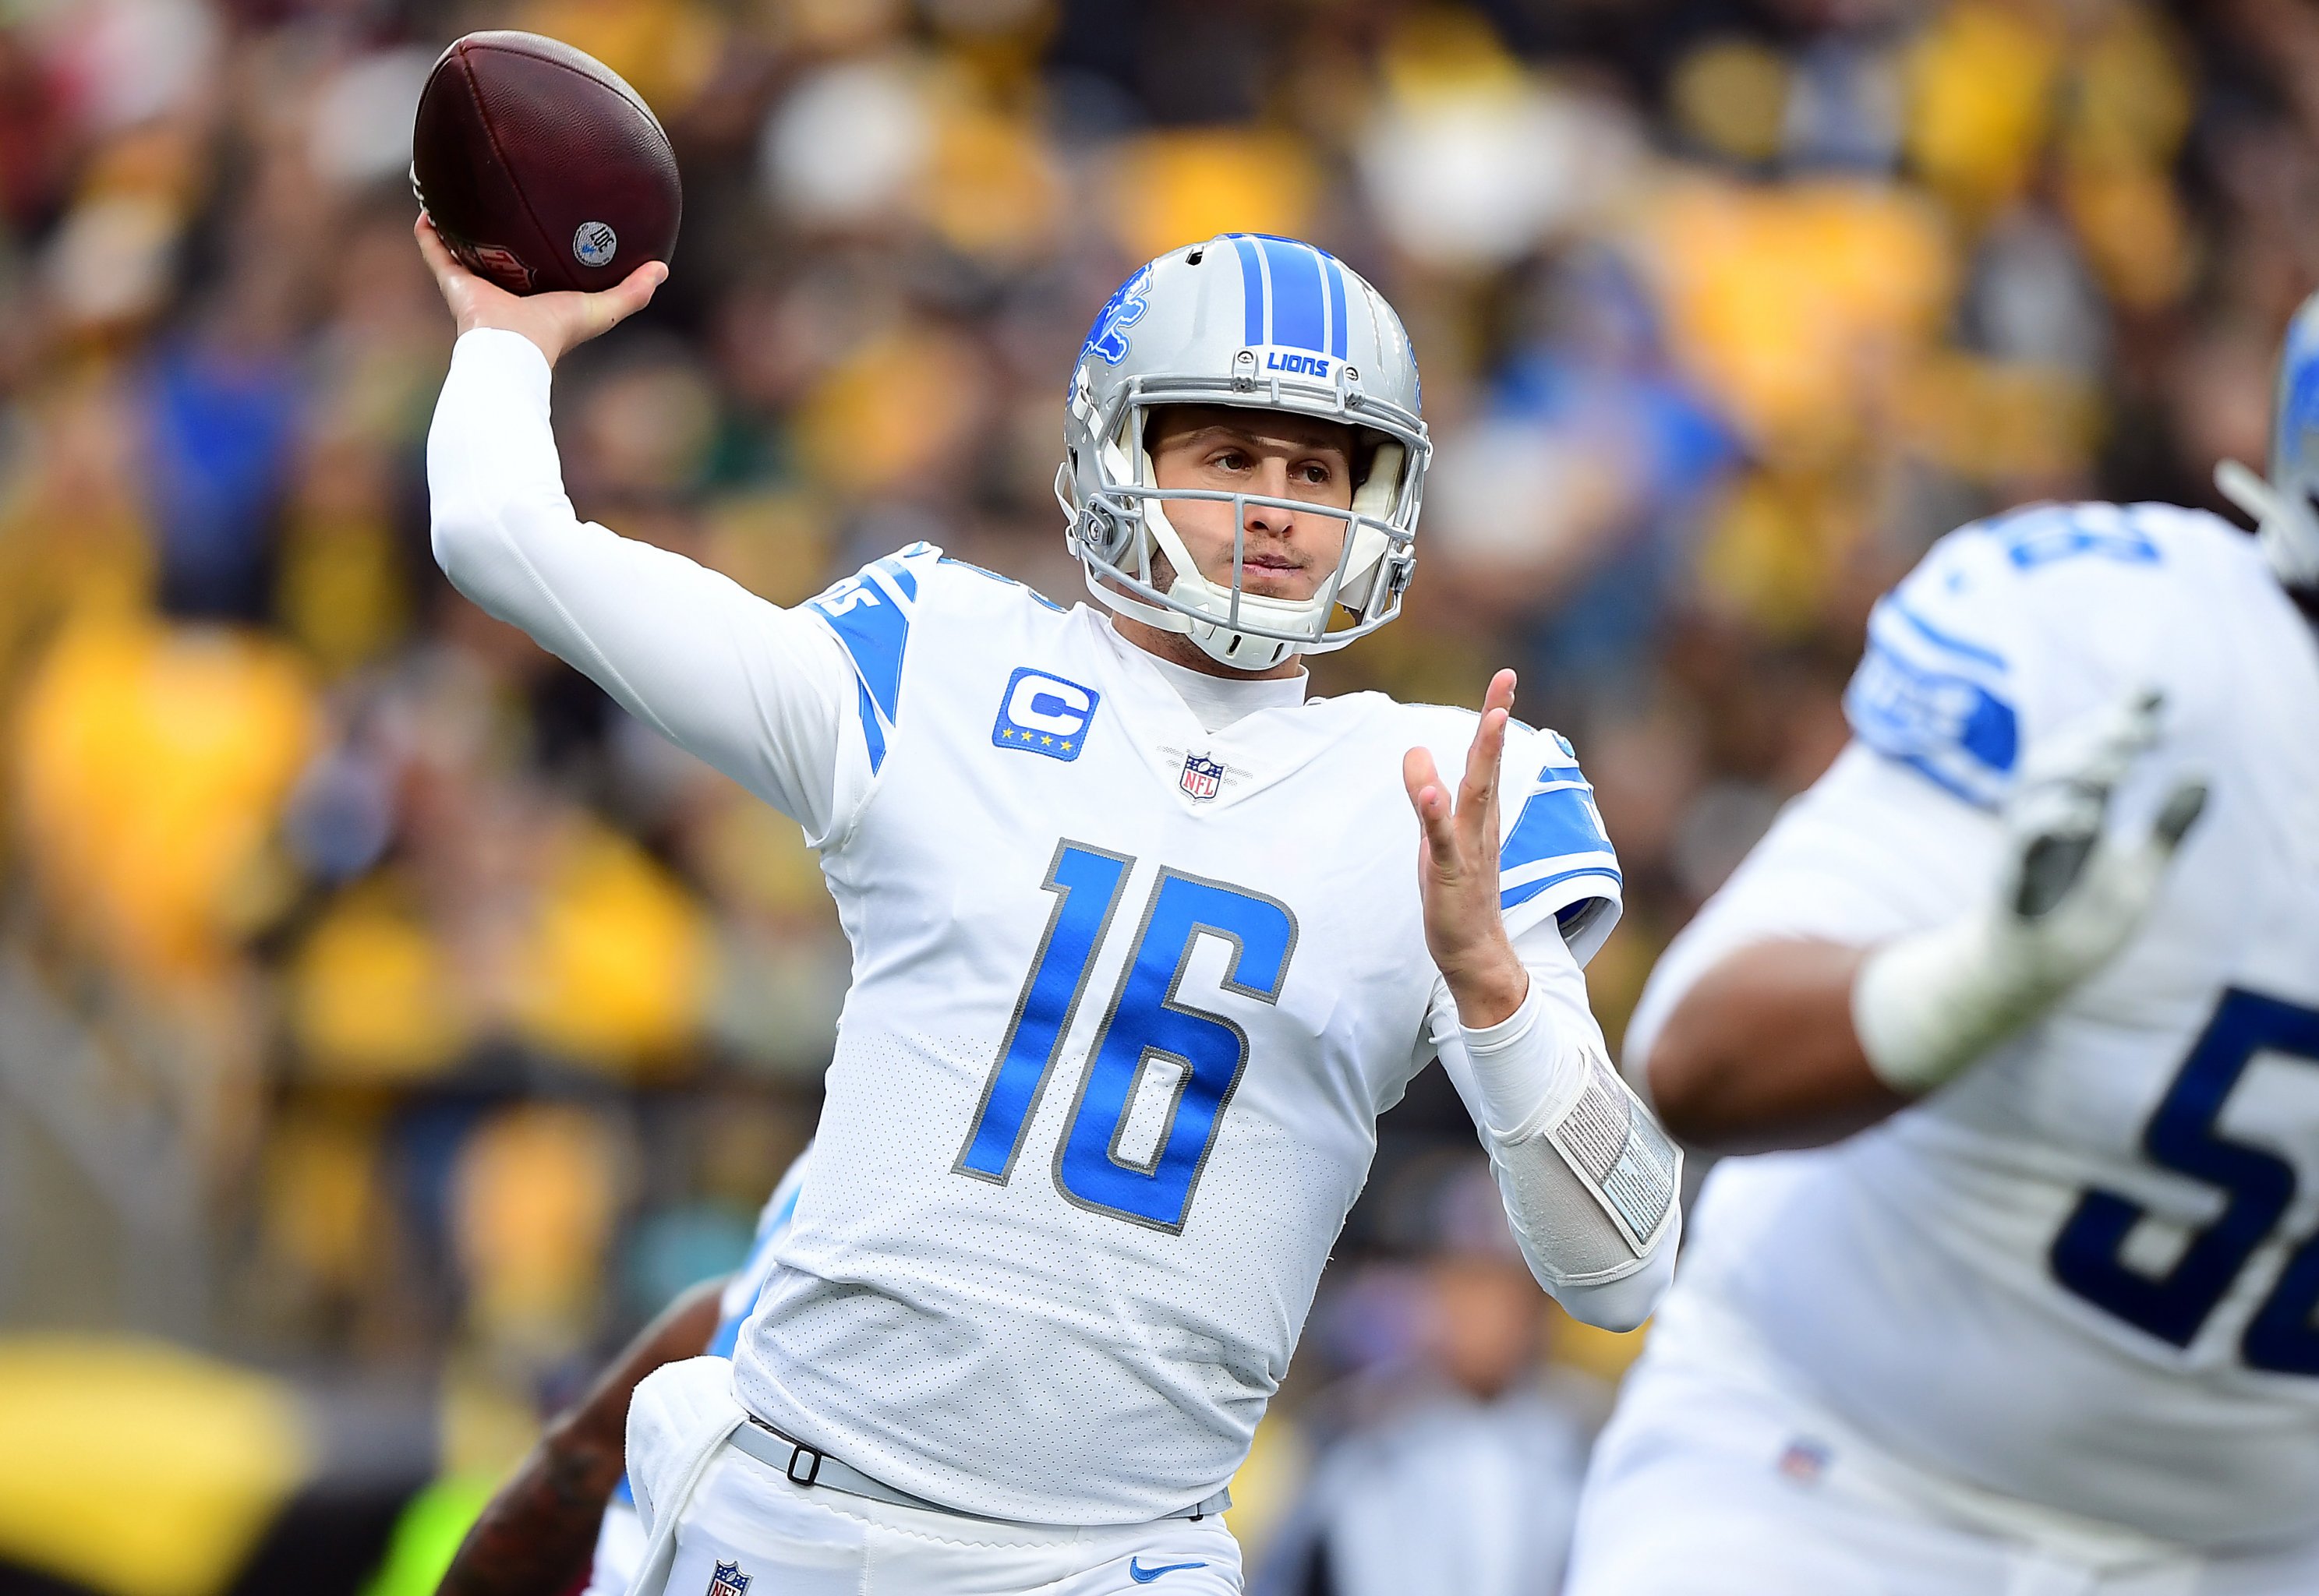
[2218,288,2319,591]
[1057,235,1430,670]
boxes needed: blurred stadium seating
[0,0,2297,1589]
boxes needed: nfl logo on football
[1180,754,1225,801]
[707,1561,751,1596]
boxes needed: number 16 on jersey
[953,840,1298,1233]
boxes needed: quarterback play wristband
[1461,983,1681,1259]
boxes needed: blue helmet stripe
[1258,236,1326,352]
[1230,235,1265,348]
[1324,255,1349,359]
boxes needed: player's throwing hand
[415,214,664,368]
[1404,668,1530,1029]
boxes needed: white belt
[730,1415,1233,1524]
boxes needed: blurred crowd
[0,0,2313,1587]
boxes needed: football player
[1564,295,2319,1593]
[415,217,1681,1596]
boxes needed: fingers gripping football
[416,214,666,366]
[1853,687,2207,1096]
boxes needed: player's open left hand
[415,214,665,368]
[1405,668,1529,1029]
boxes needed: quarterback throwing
[418,220,1679,1595]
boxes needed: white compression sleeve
[427,328,864,841]
[1435,925,1683,1332]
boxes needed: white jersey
[426,329,1672,1527]
[738,543,1627,1523]
[1628,501,2319,1548]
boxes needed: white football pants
[1565,1305,2319,1596]
[624,1356,1243,1596]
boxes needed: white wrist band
[1460,980,1582,1142]
[1851,917,2052,1096]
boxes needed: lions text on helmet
[1056,234,1431,673]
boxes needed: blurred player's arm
[1408,673,1681,1333]
[439,1278,724,1596]
[418,217,861,842]
[1641,697,2204,1154]
[1639,937,1893,1153]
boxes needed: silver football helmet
[2218,286,2319,591]
[1056,234,1431,670]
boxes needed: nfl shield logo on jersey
[707,1562,751,1596]
[1180,754,1225,800]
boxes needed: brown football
[412,31,680,296]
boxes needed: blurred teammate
[438,1150,811,1596]
[1565,296,2319,1593]
[419,219,1681,1596]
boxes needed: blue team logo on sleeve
[994,667,1100,761]
[1845,592,2020,807]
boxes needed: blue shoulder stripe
[850,679,888,777]
[1844,630,2018,807]
[1504,862,1624,913]
[1886,597,2005,671]
[1501,786,1609,874]
[808,549,934,775]
[1498,748,1620,914]
[872,549,919,602]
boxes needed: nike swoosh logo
[1127,1559,1208,1583]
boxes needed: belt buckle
[787,1442,824,1488]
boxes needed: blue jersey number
[954,842,1298,1233]
[2049,988,2319,1372]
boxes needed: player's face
[1146,406,1359,602]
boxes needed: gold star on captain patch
[1061,740,1074,751]
[1041,735,1055,746]
[999,728,1015,739]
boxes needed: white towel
[621,1355,748,1596]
